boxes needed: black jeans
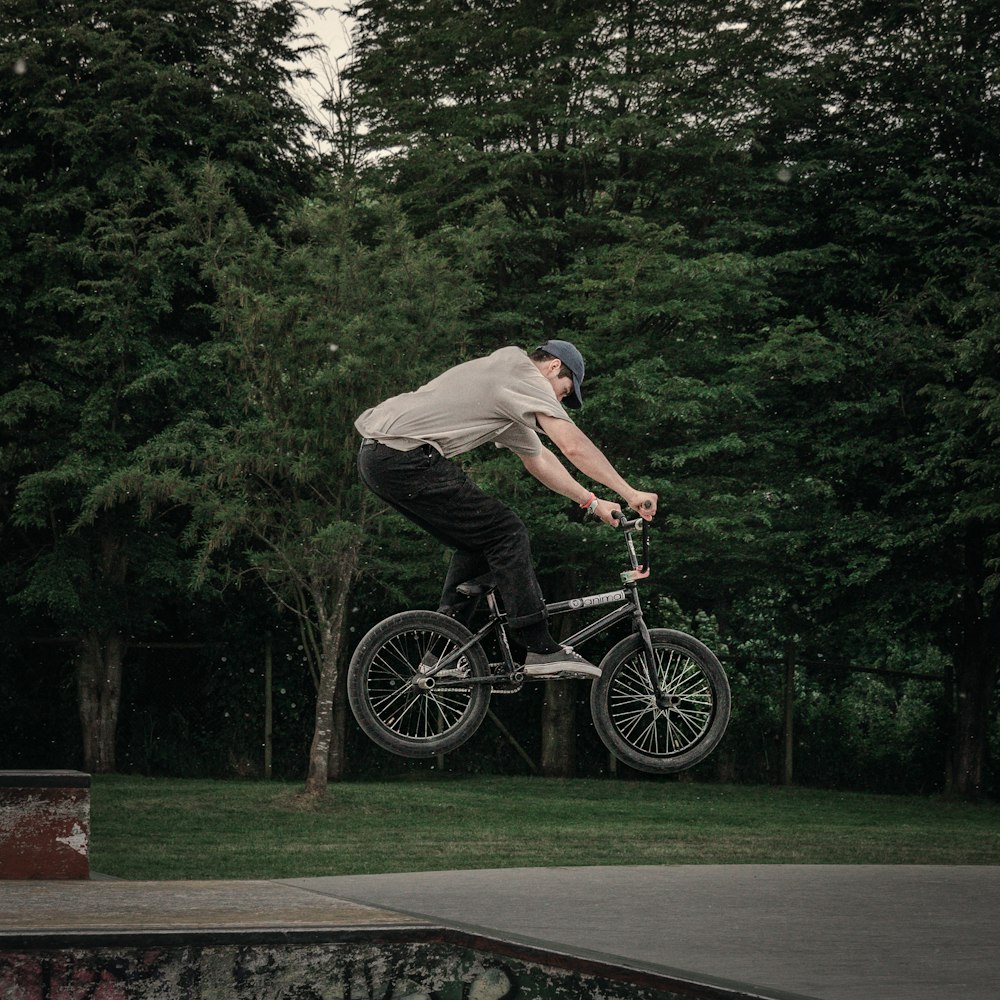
[357,441,546,629]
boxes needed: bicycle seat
[456,575,496,598]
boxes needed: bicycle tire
[590,628,731,774]
[347,610,491,758]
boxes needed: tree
[343,0,795,313]
[341,0,813,773]
[0,0,315,771]
[763,0,1000,796]
[339,0,1000,794]
[93,175,488,795]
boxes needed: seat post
[485,590,502,619]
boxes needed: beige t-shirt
[355,346,571,458]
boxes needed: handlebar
[568,499,652,578]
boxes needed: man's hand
[591,493,657,524]
[629,491,658,520]
[592,498,622,525]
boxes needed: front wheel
[347,610,491,758]
[590,629,731,774]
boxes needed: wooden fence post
[782,640,796,786]
[264,635,273,780]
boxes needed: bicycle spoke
[607,646,715,758]
[364,628,476,742]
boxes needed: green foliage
[0,0,319,769]
[4,0,999,793]
[79,171,493,789]
[160,177,487,599]
[797,670,949,794]
[1,0,317,612]
[331,0,1000,794]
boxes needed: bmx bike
[347,511,731,774]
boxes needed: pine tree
[744,0,1000,795]
[0,0,316,771]
[341,0,1000,791]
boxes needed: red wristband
[578,492,596,509]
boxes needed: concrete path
[3,865,997,999]
[286,865,1000,1000]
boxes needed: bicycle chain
[488,682,524,695]
[435,665,523,695]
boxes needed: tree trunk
[327,654,349,781]
[946,530,1000,799]
[304,547,359,797]
[305,632,340,798]
[540,679,577,777]
[947,614,1000,799]
[77,630,126,774]
[540,573,579,777]
[948,640,997,798]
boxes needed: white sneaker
[522,647,601,679]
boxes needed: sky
[292,4,354,118]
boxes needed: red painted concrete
[0,772,90,880]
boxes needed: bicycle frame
[422,514,660,691]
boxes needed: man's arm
[522,413,657,521]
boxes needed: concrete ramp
[5,866,999,999]
[0,879,806,1000]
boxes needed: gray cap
[538,339,585,408]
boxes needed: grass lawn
[89,775,1000,880]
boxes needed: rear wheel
[590,629,730,774]
[347,610,491,758]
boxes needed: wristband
[578,491,596,510]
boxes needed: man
[355,340,658,677]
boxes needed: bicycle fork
[634,603,665,701]
[620,523,664,701]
